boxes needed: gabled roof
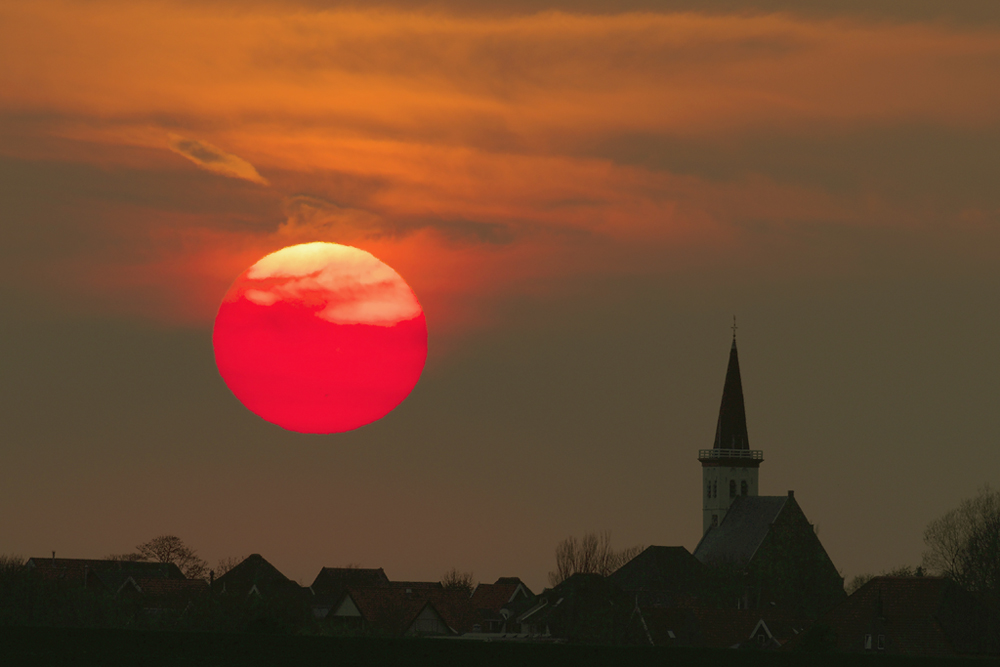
[608,546,707,599]
[213,554,297,596]
[693,495,788,565]
[128,576,209,597]
[336,586,469,635]
[26,557,185,589]
[517,573,632,643]
[118,576,210,609]
[387,581,443,590]
[470,577,532,611]
[714,339,751,450]
[311,567,389,594]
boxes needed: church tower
[698,332,763,534]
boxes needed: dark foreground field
[1,626,997,667]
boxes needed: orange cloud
[1,0,998,342]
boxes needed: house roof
[517,573,632,643]
[26,557,185,588]
[118,576,210,609]
[338,586,470,635]
[470,577,532,612]
[713,339,751,450]
[387,581,444,590]
[311,567,389,594]
[693,495,788,565]
[608,546,707,598]
[129,576,210,597]
[213,554,297,596]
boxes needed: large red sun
[213,242,427,433]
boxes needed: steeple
[713,339,750,450]
[698,330,763,534]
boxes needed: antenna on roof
[732,315,738,342]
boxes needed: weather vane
[732,315,738,341]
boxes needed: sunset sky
[2,0,1000,591]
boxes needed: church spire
[713,338,750,450]
[699,330,762,534]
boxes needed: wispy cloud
[167,134,268,185]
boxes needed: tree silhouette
[131,535,209,580]
[215,556,244,578]
[548,530,643,586]
[441,567,476,595]
[923,485,1000,602]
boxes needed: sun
[212,242,428,433]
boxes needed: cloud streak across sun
[241,243,422,327]
[1,0,999,340]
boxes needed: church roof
[693,495,789,566]
[713,339,751,450]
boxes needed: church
[611,332,845,625]
[691,334,845,618]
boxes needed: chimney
[787,490,794,498]
[52,551,56,564]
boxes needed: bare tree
[104,552,145,562]
[130,535,209,580]
[441,567,476,595]
[923,485,1000,602]
[845,565,922,595]
[845,573,873,595]
[215,556,244,578]
[0,554,24,576]
[548,530,643,586]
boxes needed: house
[25,556,186,592]
[311,567,390,594]
[608,546,708,608]
[326,585,469,636]
[693,337,845,618]
[116,576,209,613]
[633,606,810,648]
[467,576,533,634]
[514,573,631,644]
[212,553,300,599]
[211,553,309,631]
[789,576,991,656]
[309,567,391,619]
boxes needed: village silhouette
[2,336,998,663]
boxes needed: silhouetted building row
[3,336,994,656]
